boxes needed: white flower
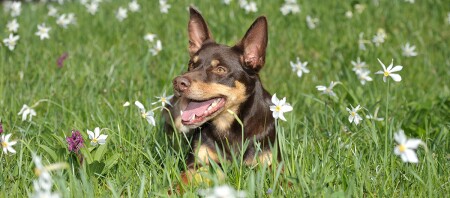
[280,1,300,15]
[290,57,309,78]
[401,43,418,57]
[7,19,19,33]
[356,70,373,85]
[86,2,99,15]
[67,13,76,25]
[1,134,17,154]
[404,0,414,3]
[152,91,174,107]
[159,0,171,14]
[10,1,21,17]
[47,5,58,17]
[149,40,162,56]
[198,185,246,198]
[306,15,319,29]
[56,14,71,28]
[358,32,369,51]
[31,154,62,198]
[135,101,156,126]
[394,129,423,163]
[18,104,36,121]
[87,127,108,146]
[144,33,156,42]
[243,1,257,13]
[223,0,232,5]
[375,59,403,82]
[3,33,19,51]
[372,28,386,47]
[128,1,140,12]
[346,104,363,125]
[351,57,368,73]
[354,4,366,14]
[447,12,450,25]
[35,23,51,40]
[269,94,293,121]
[123,101,130,107]
[116,7,128,21]
[316,81,340,97]
[365,106,384,121]
[345,10,353,18]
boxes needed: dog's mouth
[181,97,226,126]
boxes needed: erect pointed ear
[236,16,268,72]
[188,7,213,56]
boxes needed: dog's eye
[214,66,227,74]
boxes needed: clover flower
[394,129,423,163]
[66,130,84,153]
[18,104,36,121]
[290,57,309,78]
[135,101,156,126]
[87,127,107,146]
[375,59,403,82]
[269,94,293,121]
[401,43,418,57]
[346,104,363,125]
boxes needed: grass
[1,0,449,197]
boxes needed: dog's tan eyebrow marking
[193,56,199,63]
[211,59,220,67]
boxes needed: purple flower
[57,52,68,68]
[66,130,84,153]
[0,122,3,134]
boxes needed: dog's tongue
[181,99,215,121]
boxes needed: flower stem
[384,79,390,163]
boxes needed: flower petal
[134,101,145,111]
[94,127,100,138]
[390,73,402,82]
[271,94,279,104]
[405,139,422,149]
[87,130,95,140]
[404,149,419,163]
[390,66,403,72]
[377,58,386,70]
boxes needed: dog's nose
[173,76,191,92]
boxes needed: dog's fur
[165,7,277,183]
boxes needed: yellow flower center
[383,71,390,77]
[92,138,98,144]
[351,112,356,117]
[1,141,7,148]
[34,168,41,176]
[141,113,146,118]
[398,144,406,152]
[161,98,166,103]
[275,106,281,112]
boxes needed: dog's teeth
[190,114,195,121]
[211,101,218,107]
[206,105,212,111]
[180,110,183,116]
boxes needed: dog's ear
[188,7,213,56]
[236,16,268,72]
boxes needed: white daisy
[35,23,51,40]
[1,134,17,154]
[87,127,108,146]
[269,94,293,121]
[394,129,423,163]
[375,59,403,82]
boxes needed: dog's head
[173,7,268,129]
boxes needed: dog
[165,7,278,185]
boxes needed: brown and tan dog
[165,7,278,185]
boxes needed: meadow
[0,0,449,197]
